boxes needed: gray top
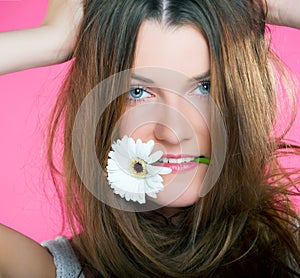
[41,236,85,278]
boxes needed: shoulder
[0,224,55,278]
[41,236,84,278]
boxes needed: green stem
[193,157,210,165]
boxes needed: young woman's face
[119,21,211,207]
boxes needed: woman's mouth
[154,155,208,173]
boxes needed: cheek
[118,109,154,141]
[195,121,211,153]
[117,107,138,138]
[118,102,162,140]
[183,102,211,152]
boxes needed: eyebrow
[131,70,210,83]
[191,70,210,81]
[131,73,155,83]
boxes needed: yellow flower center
[129,158,147,178]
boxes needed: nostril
[153,123,182,145]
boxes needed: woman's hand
[41,0,84,62]
[266,0,300,29]
[0,0,83,75]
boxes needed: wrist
[266,0,281,25]
[41,24,75,64]
[267,0,300,29]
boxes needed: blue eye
[128,86,152,102]
[194,80,210,96]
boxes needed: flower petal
[135,139,144,158]
[111,137,129,158]
[144,177,164,199]
[107,136,171,204]
[147,164,161,176]
[148,150,163,164]
[158,166,172,175]
[127,137,137,159]
[107,168,130,184]
[107,159,120,172]
[144,140,155,157]
[145,178,164,192]
[146,191,157,198]
[112,152,131,173]
[147,164,171,176]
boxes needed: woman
[0,0,300,277]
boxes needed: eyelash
[192,80,211,96]
[128,80,210,103]
[128,86,154,104]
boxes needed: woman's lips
[154,154,200,173]
[154,162,199,173]
[163,154,194,159]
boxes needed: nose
[153,97,194,145]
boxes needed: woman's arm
[0,224,55,278]
[266,0,300,29]
[0,0,83,75]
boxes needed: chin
[148,166,207,208]
[167,196,200,207]
[150,186,201,208]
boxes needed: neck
[153,205,193,226]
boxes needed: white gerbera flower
[106,136,172,204]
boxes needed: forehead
[133,20,210,80]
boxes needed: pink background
[0,1,299,244]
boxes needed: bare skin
[0,0,83,75]
[266,0,300,28]
[0,224,55,278]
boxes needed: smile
[158,157,195,164]
[155,155,207,173]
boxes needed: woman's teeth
[159,157,195,164]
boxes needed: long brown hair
[46,0,300,276]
